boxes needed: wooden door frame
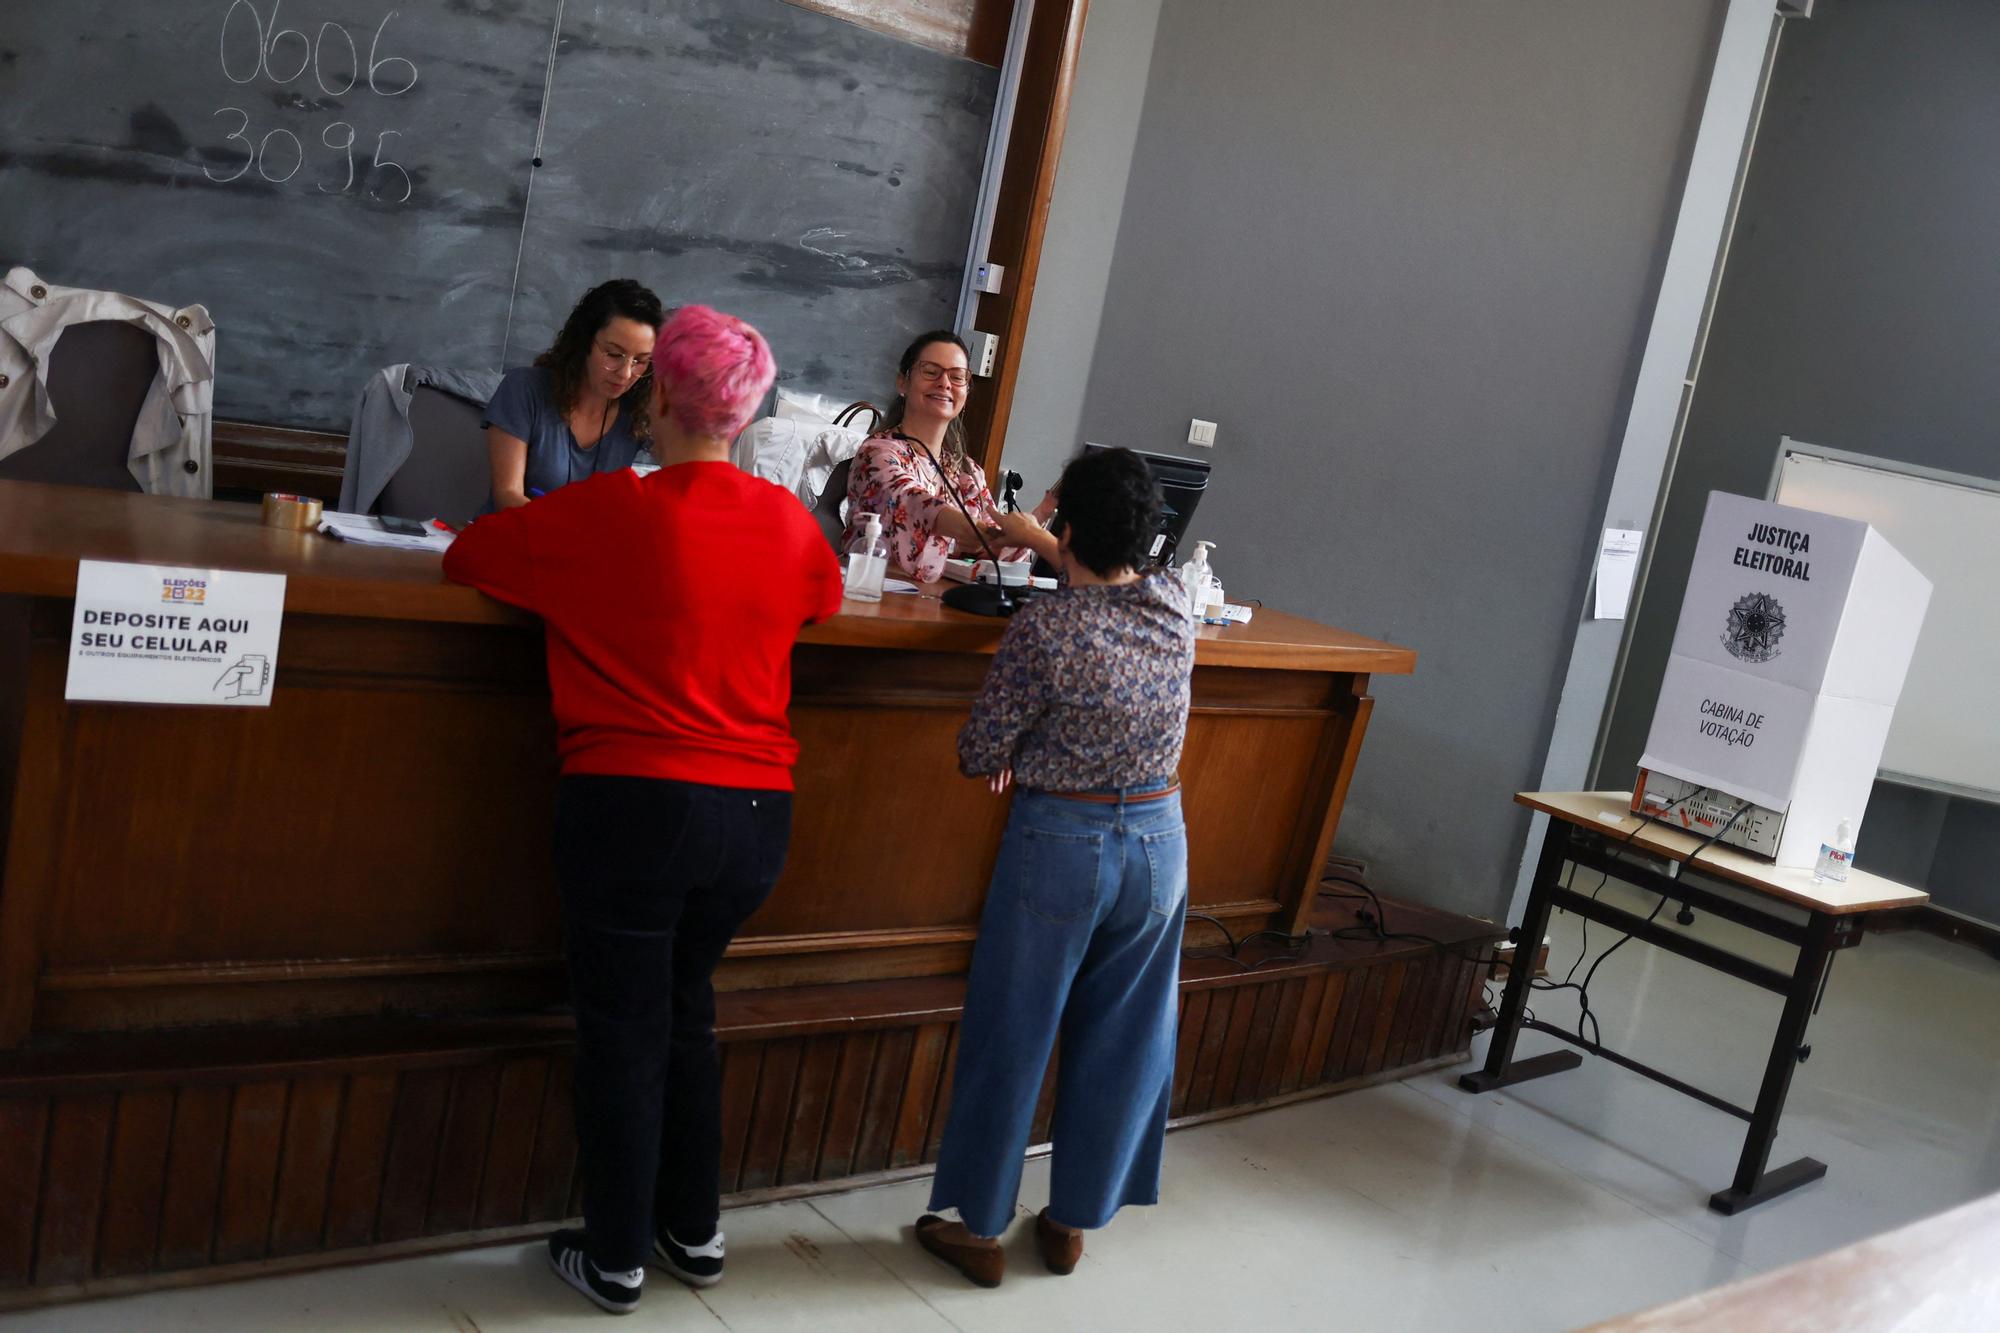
[960,0,1092,486]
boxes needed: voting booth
[1637,492,1932,868]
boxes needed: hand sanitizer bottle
[843,511,889,603]
[1813,819,1855,884]
[1179,540,1215,615]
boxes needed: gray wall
[1598,0,2000,923]
[1002,0,1166,499]
[1077,0,1724,920]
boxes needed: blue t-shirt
[481,366,645,503]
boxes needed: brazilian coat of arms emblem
[1722,591,1786,663]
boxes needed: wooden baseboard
[0,895,1498,1306]
[1870,903,2000,959]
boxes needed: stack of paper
[317,512,455,552]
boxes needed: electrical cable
[1181,910,1313,971]
[1569,801,1750,1046]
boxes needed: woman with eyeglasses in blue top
[484,279,664,510]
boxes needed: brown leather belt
[1045,783,1181,805]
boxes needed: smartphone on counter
[378,515,429,537]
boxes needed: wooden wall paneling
[212,1080,288,1265]
[714,1045,763,1196]
[1232,983,1286,1106]
[95,1089,175,1278]
[154,1085,231,1271]
[322,1073,398,1250]
[1359,963,1409,1079]
[1416,955,1455,1064]
[1210,983,1264,1109]
[33,1094,115,1285]
[209,421,347,505]
[267,1076,343,1259]
[1171,989,1212,1117]
[374,1071,452,1244]
[854,1028,914,1176]
[1184,987,1237,1115]
[1326,965,1379,1083]
[1420,956,1468,1064]
[1408,955,1447,1066]
[0,640,70,1046]
[1295,971,1348,1094]
[779,1036,844,1187]
[0,1098,49,1287]
[889,1023,950,1169]
[1457,955,1487,1050]
[814,1031,879,1182]
[1255,976,1307,1101]
[740,1040,803,1192]
[425,1064,501,1237]
[1383,956,1434,1073]
[921,1025,961,1164]
[1279,972,1331,1096]
[476,1057,550,1230]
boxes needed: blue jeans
[928,785,1187,1238]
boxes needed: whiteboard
[1771,441,2000,801]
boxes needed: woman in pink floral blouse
[842,331,1058,583]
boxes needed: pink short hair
[650,305,776,439]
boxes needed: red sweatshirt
[442,462,843,790]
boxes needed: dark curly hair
[1054,447,1165,577]
[881,329,972,471]
[534,279,665,440]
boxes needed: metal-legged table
[1460,792,1928,1214]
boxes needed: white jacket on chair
[0,266,217,497]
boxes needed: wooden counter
[0,480,1448,1305]
[0,481,1414,1041]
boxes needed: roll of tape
[261,492,323,531]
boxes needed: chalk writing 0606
[217,2,418,97]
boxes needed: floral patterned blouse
[841,433,1026,582]
[958,570,1194,792]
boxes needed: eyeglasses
[911,360,969,388]
[594,341,651,373]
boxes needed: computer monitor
[1081,443,1211,565]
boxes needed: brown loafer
[1035,1209,1084,1275]
[915,1214,1004,1288]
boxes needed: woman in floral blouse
[842,331,1057,582]
[914,446,1195,1289]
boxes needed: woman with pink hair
[445,305,843,1316]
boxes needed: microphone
[897,432,1026,618]
[1001,469,1024,513]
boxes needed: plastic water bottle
[843,511,889,602]
[1812,818,1854,884]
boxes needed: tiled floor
[11,887,1997,1332]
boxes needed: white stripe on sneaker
[668,1230,726,1260]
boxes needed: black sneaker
[547,1228,643,1315]
[650,1228,725,1288]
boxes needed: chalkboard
[0,0,996,431]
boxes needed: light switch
[1187,418,1217,448]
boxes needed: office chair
[812,457,854,552]
[805,401,879,550]
[0,320,155,491]
[376,380,491,527]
